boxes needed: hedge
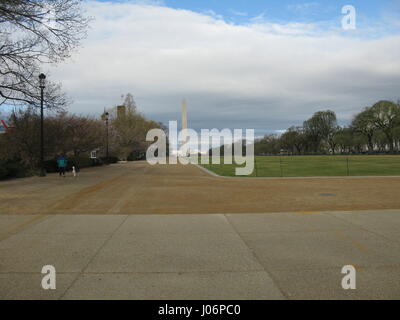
[0,155,123,180]
[44,155,104,173]
[0,159,29,180]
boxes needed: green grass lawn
[200,155,400,177]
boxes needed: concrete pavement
[0,210,399,299]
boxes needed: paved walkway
[0,210,399,299]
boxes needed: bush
[0,159,29,180]
[44,155,104,173]
[1,155,107,180]
[68,156,92,169]
[0,164,8,179]
[44,159,58,173]
[100,156,119,164]
[127,151,145,161]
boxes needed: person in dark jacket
[57,155,68,177]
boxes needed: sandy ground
[1,161,400,215]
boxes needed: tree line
[0,94,163,179]
[255,100,400,155]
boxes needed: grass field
[200,155,400,177]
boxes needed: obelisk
[181,99,189,157]
[182,99,187,131]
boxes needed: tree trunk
[367,135,374,153]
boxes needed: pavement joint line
[222,214,290,300]
[0,272,79,274]
[238,229,356,235]
[325,211,400,245]
[78,270,270,275]
[4,230,238,236]
[51,209,397,216]
[225,209,400,216]
[0,214,49,243]
[5,264,399,275]
[115,232,238,236]
[58,215,129,300]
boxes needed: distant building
[117,105,126,119]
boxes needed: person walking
[57,155,68,177]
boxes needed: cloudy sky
[48,0,400,135]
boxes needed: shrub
[100,156,119,164]
[1,155,106,180]
[0,159,29,180]
[44,155,104,173]
[127,151,145,161]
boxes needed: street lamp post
[106,112,109,160]
[102,111,109,161]
[39,73,46,177]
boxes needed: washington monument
[182,99,187,131]
[181,99,189,156]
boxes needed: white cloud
[228,9,248,17]
[49,1,400,133]
[287,2,319,14]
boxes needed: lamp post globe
[39,73,46,88]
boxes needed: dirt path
[1,161,400,215]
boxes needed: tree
[122,93,137,111]
[254,134,281,155]
[2,107,41,168]
[0,0,90,108]
[352,107,375,152]
[45,113,104,156]
[1,109,105,169]
[373,130,389,153]
[369,100,400,152]
[304,110,339,154]
[280,126,306,155]
[333,127,365,154]
[108,96,163,160]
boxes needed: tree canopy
[0,0,90,108]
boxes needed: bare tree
[2,107,41,168]
[369,101,400,152]
[0,0,90,108]
[106,98,162,160]
[1,109,105,168]
[123,93,137,111]
[303,110,339,154]
[351,107,375,152]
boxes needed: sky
[46,0,400,136]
